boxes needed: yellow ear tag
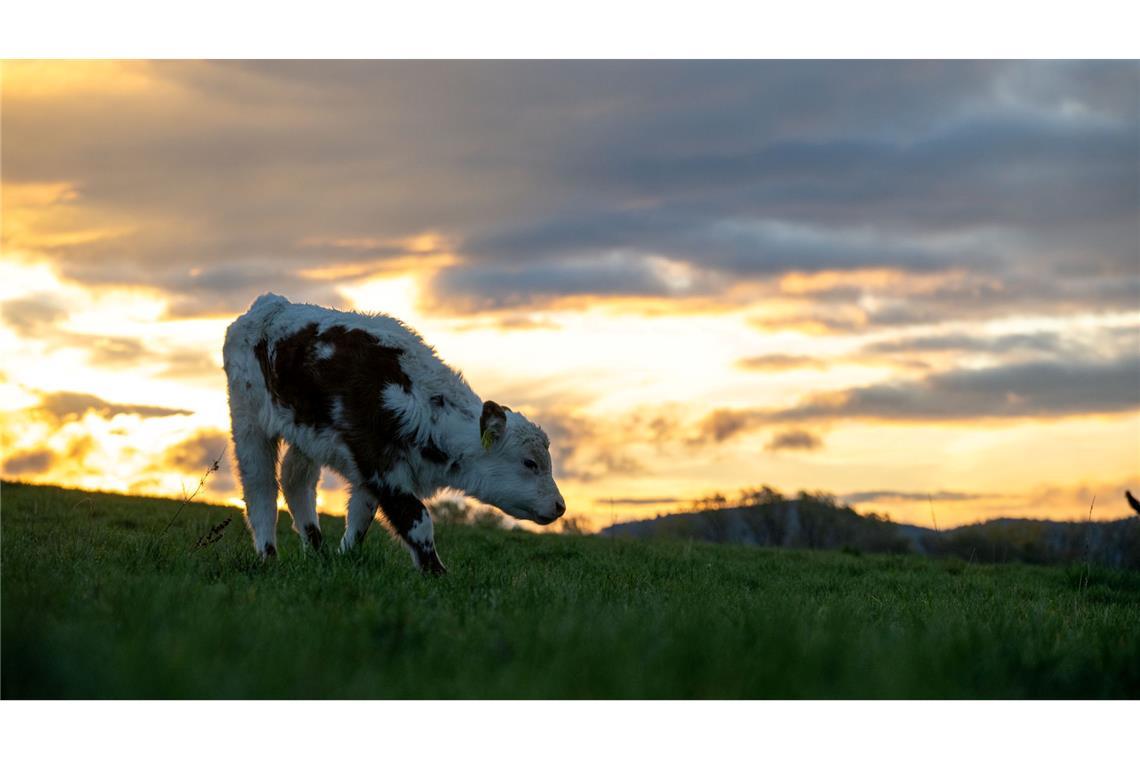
[481,429,495,450]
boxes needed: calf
[222,293,565,573]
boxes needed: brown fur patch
[257,323,414,483]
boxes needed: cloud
[862,332,1065,356]
[859,276,1140,332]
[159,267,355,318]
[35,391,192,421]
[465,213,975,279]
[591,496,686,506]
[859,325,1139,361]
[163,429,230,471]
[531,409,646,484]
[747,273,1140,337]
[161,429,234,494]
[85,335,147,367]
[0,294,219,374]
[736,354,827,371]
[3,448,58,475]
[696,408,767,444]
[0,295,68,338]
[842,490,992,504]
[697,355,1140,442]
[5,61,1135,321]
[765,429,823,451]
[426,253,709,312]
[748,312,868,335]
[770,356,1140,423]
[492,315,561,331]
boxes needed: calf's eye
[523,458,539,472]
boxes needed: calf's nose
[553,500,566,518]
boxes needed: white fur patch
[408,514,434,547]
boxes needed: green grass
[3,481,1139,698]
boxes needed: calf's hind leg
[232,427,280,558]
[281,445,323,550]
[339,487,378,553]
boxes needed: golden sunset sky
[2,60,1138,528]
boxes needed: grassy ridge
[3,482,1139,698]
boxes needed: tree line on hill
[599,487,1140,570]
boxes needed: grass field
[3,481,1139,698]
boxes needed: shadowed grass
[3,481,1138,698]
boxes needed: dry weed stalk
[192,517,232,551]
[1079,494,1096,596]
[159,445,227,538]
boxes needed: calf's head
[471,400,565,525]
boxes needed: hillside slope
[602,491,1140,569]
[3,482,1139,698]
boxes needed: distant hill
[602,489,1140,569]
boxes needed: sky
[2,60,1138,529]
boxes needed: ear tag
[481,429,495,450]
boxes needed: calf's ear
[480,400,508,450]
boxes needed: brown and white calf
[222,293,565,573]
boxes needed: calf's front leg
[374,485,447,575]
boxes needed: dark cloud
[5,61,1135,320]
[162,429,234,493]
[497,316,559,331]
[3,448,57,475]
[736,354,826,371]
[440,212,982,310]
[765,429,823,452]
[160,267,355,319]
[427,254,697,311]
[531,409,645,484]
[843,490,992,504]
[770,355,1140,423]
[862,332,1065,356]
[697,408,766,444]
[748,311,868,335]
[36,391,192,421]
[64,434,97,463]
[163,429,229,471]
[85,335,147,367]
[598,118,1137,237]
[750,275,1140,336]
[857,276,1140,331]
[700,356,1140,440]
[1,295,68,338]
[860,325,1140,362]
[592,496,686,506]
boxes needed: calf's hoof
[419,553,447,576]
[303,524,324,551]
